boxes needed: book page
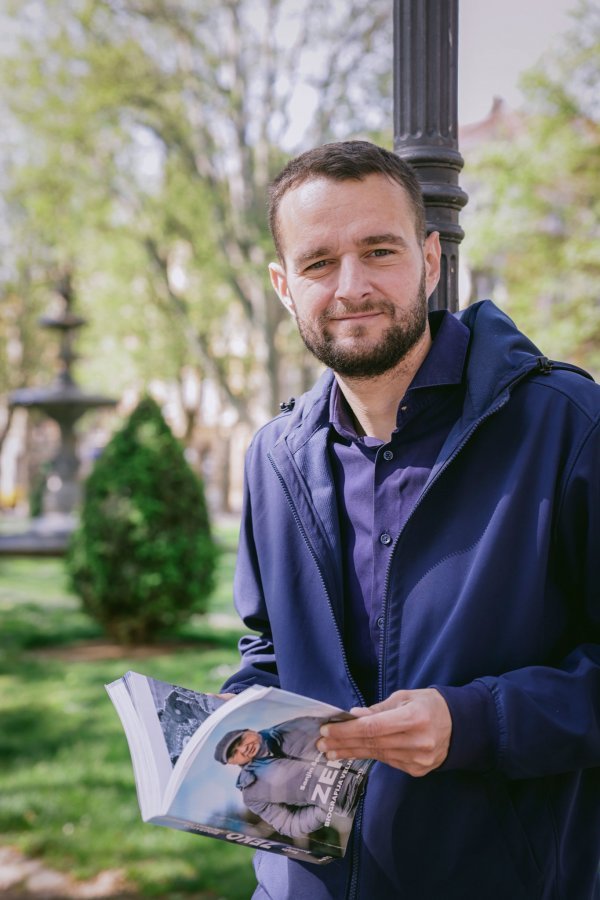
[105,678,164,820]
[126,672,224,797]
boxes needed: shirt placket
[369,441,401,647]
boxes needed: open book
[106,672,372,864]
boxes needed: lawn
[0,520,258,899]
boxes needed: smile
[328,311,385,322]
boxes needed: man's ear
[423,231,442,300]
[269,262,296,318]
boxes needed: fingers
[321,691,419,742]
[317,689,452,776]
[350,690,414,716]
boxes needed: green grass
[0,520,257,898]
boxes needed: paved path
[0,847,133,899]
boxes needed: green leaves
[0,0,393,421]
[67,396,219,643]
[462,0,600,375]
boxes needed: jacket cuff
[221,665,281,695]
[433,681,499,772]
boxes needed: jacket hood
[456,300,544,423]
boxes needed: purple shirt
[328,310,470,703]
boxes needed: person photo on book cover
[214,715,367,838]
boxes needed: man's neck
[334,325,432,442]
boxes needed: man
[213,717,368,839]
[222,140,600,899]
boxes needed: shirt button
[379,532,392,546]
[383,449,394,461]
[376,615,384,629]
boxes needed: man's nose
[334,255,372,301]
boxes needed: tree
[67,395,219,643]
[461,0,600,376]
[1,0,393,425]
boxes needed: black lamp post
[393,0,467,311]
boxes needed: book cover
[106,672,372,863]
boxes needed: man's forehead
[280,172,403,210]
[278,175,416,257]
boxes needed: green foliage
[67,396,219,643]
[0,0,393,419]
[462,0,600,375]
[0,551,255,897]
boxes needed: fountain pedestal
[1,273,116,554]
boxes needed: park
[0,1,598,898]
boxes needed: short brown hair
[268,140,427,261]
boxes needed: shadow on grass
[0,552,257,898]
[0,600,104,655]
[0,703,88,765]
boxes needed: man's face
[227,730,262,766]
[269,174,441,379]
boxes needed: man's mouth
[327,307,387,323]
[335,311,382,320]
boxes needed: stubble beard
[295,269,429,379]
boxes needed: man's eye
[305,259,329,271]
[369,248,393,258]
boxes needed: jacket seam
[484,680,509,766]
[413,531,488,583]
[554,419,599,529]
[526,376,600,423]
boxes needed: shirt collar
[329,309,470,438]
[409,309,469,390]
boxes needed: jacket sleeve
[244,798,327,838]
[436,418,600,779]
[221,446,281,694]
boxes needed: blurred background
[0,0,597,897]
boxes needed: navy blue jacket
[224,301,600,899]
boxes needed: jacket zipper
[268,451,367,899]
[378,358,549,700]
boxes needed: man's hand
[317,689,452,777]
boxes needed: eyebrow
[359,233,409,248]
[294,246,332,267]
[293,233,409,268]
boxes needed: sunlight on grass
[0,520,258,898]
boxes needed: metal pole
[393,0,467,311]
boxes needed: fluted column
[393,0,467,311]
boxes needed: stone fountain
[0,272,117,554]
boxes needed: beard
[295,269,428,378]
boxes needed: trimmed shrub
[67,396,219,643]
